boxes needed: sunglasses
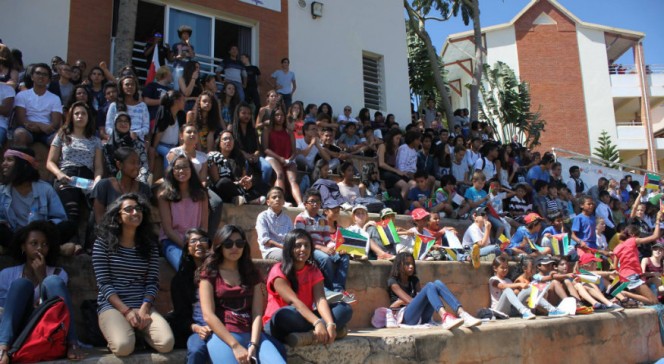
[121,205,144,214]
[222,239,247,249]
[189,237,209,245]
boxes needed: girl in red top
[262,107,303,206]
[613,211,662,305]
[263,229,353,347]
[198,225,285,364]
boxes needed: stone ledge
[40,309,664,363]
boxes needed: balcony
[610,64,664,98]
[616,125,664,150]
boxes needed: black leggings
[212,177,269,203]
[54,166,93,242]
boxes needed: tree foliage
[593,130,622,166]
[406,21,444,110]
[478,61,546,149]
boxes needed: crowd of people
[0,30,664,363]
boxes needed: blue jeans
[207,332,285,364]
[0,276,77,346]
[156,143,176,170]
[402,281,462,325]
[259,157,273,186]
[264,303,353,342]
[0,127,7,147]
[312,250,349,292]
[187,333,209,364]
[161,239,182,270]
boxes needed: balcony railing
[132,41,223,84]
[609,64,664,75]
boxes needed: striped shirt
[294,211,331,247]
[92,238,160,313]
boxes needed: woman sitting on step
[198,225,286,364]
[0,221,84,363]
[263,229,353,347]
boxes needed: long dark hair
[216,130,246,178]
[390,252,416,280]
[312,159,328,182]
[196,225,261,287]
[11,220,60,266]
[182,61,200,88]
[65,84,93,111]
[231,102,256,152]
[360,162,379,187]
[155,90,183,133]
[385,128,403,156]
[193,91,222,132]
[116,75,140,111]
[161,154,207,202]
[281,229,315,293]
[1,147,40,185]
[59,101,96,143]
[220,82,240,110]
[95,193,156,259]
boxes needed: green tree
[593,130,622,166]
[478,61,546,149]
[406,21,444,114]
[404,0,474,124]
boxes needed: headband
[4,149,39,169]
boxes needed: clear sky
[423,0,664,65]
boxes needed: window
[362,53,384,111]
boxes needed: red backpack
[8,296,70,363]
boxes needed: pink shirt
[614,237,641,279]
[263,263,324,325]
[159,198,204,241]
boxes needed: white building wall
[576,26,618,152]
[288,0,411,124]
[0,0,71,66]
[485,27,520,78]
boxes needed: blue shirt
[464,187,488,207]
[572,213,597,248]
[527,165,550,185]
[509,226,540,250]
[0,181,67,230]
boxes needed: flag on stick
[551,235,572,256]
[498,234,510,251]
[606,276,629,297]
[335,228,370,256]
[376,219,400,246]
[145,46,161,86]
[413,234,436,260]
[645,173,661,191]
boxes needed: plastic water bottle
[70,177,94,190]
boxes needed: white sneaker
[459,311,481,328]
[441,313,464,330]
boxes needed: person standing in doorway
[220,45,246,102]
[241,53,261,112]
[270,58,296,110]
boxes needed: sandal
[67,343,86,361]
[620,298,640,309]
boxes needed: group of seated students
[1,45,664,363]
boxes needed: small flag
[551,235,571,256]
[527,282,550,308]
[376,219,401,246]
[645,173,661,191]
[498,234,510,251]
[486,203,501,219]
[335,228,370,257]
[413,234,436,260]
[145,45,161,86]
[577,269,601,284]
[527,237,547,253]
[606,276,629,297]
[445,230,463,249]
[443,248,458,261]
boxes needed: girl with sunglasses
[198,225,285,364]
[92,193,174,357]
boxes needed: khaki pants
[98,308,174,357]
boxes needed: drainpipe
[634,42,657,172]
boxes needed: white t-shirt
[474,157,496,180]
[462,223,486,248]
[337,115,358,124]
[295,138,319,170]
[451,160,468,183]
[14,88,62,124]
[0,83,15,129]
[464,150,481,171]
[395,144,418,174]
[489,276,509,310]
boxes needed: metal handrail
[551,147,663,178]
[132,40,225,82]
[609,64,664,74]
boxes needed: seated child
[489,256,567,319]
[544,181,563,223]
[431,175,462,218]
[337,123,365,154]
[450,146,470,193]
[508,183,533,218]
[531,256,589,312]
[461,207,502,265]
[540,215,567,252]
[532,181,549,222]
[407,171,435,212]
[459,171,490,218]
[388,252,481,328]
[347,205,396,260]
[508,213,550,256]
[256,187,293,261]
[487,180,515,238]
[613,216,662,305]
[563,254,623,311]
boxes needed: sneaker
[325,291,343,304]
[233,195,246,206]
[285,331,315,347]
[575,305,594,315]
[548,309,569,318]
[336,325,349,340]
[470,244,481,269]
[607,304,625,312]
[522,311,536,320]
[593,303,609,311]
[459,311,481,328]
[441,313,464,330]
[341,291,357,305]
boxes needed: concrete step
[40,308,664,363]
